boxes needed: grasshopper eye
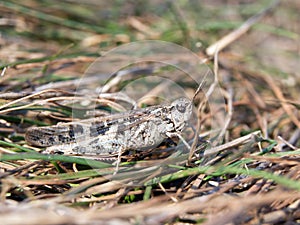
[176,102,189,113]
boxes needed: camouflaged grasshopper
[25,97,193,168]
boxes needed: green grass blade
[0,152,112,169]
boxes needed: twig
[277,135,297,150]
[203,130,261,156]
[0,89,71,110]
[206,0,280,56]
[0,95,127,115]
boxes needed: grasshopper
[25,97,193,170]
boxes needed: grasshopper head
[170,97,193,132]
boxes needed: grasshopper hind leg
[112,147,125,175]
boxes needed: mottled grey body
[25,97,192,156]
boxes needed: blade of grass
[144,165,300,190]
[0,114,49,126]
[143,185,152,200]
[0,152,112,169]
[0,140,36,153]
[31,168,110,181]
[1,1,109,34]
[0,52,100,69]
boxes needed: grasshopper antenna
[187,71,210,164]
[192,70,209,103]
